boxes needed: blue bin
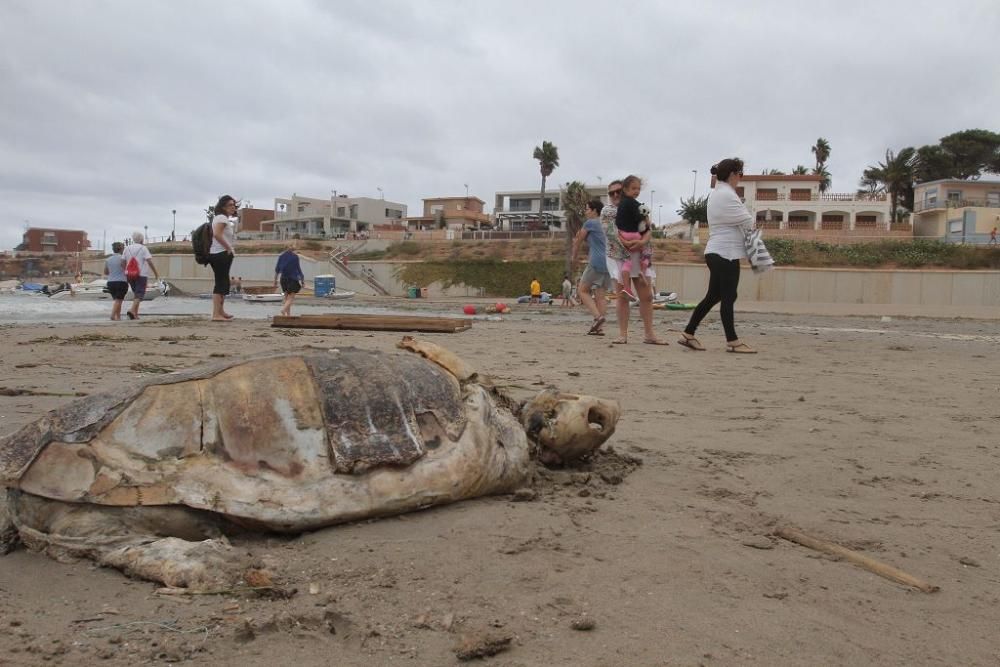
[314,275,336,297]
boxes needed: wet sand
[1,304,998,666]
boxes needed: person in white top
[208,194,238,321]
[121,232,160,321]
[679,158,758,353]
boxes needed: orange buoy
[462,305,477,315]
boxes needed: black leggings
[208,252,233,295]
[684,253,741,342]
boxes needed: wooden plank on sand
[271,314,472,333]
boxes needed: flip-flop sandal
[586,330,605,336]
[611,338,628,345]
[588,316,606,334]
[726,343,757,354]
[677,335,705,351]
[643,339,670,346]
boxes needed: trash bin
[420,287,429,299]
[314,275,336,297]
[407,286,419,299]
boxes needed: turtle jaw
[521,389,620,465]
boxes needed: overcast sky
[1,0,998,250]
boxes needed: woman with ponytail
[678,158,758,353]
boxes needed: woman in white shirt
[679,158,757,353]
[209,195,238,321]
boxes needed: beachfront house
[236,206,276,236]
[493,184,608,231]
[269,194,407,239]
[18,227,91,253]
[404,196,490,231]
[733,175,893,231]
[912,179,1000,243]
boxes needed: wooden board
[271,314,472,333]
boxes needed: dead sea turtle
[0,337,618,589]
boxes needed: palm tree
[792,165,809,175]
[811,166,832,193]
[562,181,590,274]
[862,148,916,223]
[533,141,559,228]
[811,138,831,171]
[763,168,786,175]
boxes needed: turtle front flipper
[397,336,479,383]
[9,492,247,591]
[0,490,19,555]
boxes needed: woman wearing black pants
[679,158,757,354]
[209,194,238,321]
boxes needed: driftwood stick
[775,526,939,593]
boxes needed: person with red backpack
[121,232,159,320]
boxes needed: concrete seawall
[84,254,1000,308]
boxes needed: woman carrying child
[604,175,667,345]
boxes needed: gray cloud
[1,0,997,248]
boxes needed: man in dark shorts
[274,244,305,317]
[571,198,613,335]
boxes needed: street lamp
[376,187,384,200]
[691,170,698,198]
[171,209,176,241]
[658,205,662,226]
[650,189,656,212]
[144,224,148,243]
[464,183,469,198]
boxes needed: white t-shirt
[210,214,235,254]
[704,181,753,261]
[121,243,154,278]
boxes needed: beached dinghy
[324,288,356,300]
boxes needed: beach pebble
[742,536,775,550]
[571,616,596,631]
[958,556,980,567]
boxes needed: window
[947,190,962,205]
[987,192,1000,207]
[736,186,745,199]
[385,208,402,219]
[349,205,358,219]
[790,189,812,201]
[924,187,938,207]
[337,207,346,217]
[755,188,777,200]
[543,196,559,211]
[509,198,532,212]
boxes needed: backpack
[125,256,141,281]
[191,222,212,266]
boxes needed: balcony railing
[914,197,1000,212]
[752,192,887,202]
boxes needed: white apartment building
[493,184,610,230]
[270,194,407,238]
[734,175,892,230]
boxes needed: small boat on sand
[242,292,284,303]
[324,289,356,300]
[48,279,166,301]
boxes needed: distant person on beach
[680,158,757,353]
[990,227,997,246]
[121,232,159,320]
[530,277,541,304]
[209,195,238,321]
[572,198,611,335]
[560,273,572,307]
[274,244,305,317]
[604,177,665,345]
[103,241,127,321]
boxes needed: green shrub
[396,260,565,297]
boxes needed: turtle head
[521,388,620,465]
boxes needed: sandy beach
[1,303,999,666]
